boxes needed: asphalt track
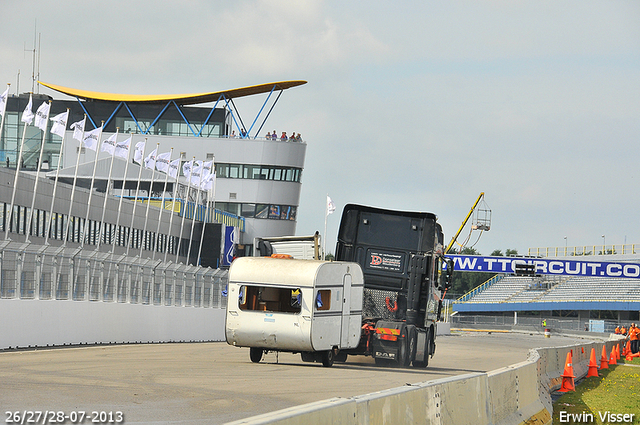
[0,332,590,424]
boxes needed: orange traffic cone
[600,345,609,369]
[558,351,575,392]
[586,348,599,377]
[609,347,617,366]
[623,341,631,356]
[616,344,621,360]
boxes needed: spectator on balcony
[265,131,272,139]
[295,133,302,142]
[271,131,277,141]
[240,128,247,138]
[280,132,288,141]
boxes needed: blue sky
[1,0,639,255]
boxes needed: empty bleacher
[458,275,640,304]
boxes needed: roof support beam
[75,97,98,129]
[145,101,172,135]
[254,88,283,140]
[122,102,146,134]
[197,95,224,137]
[247,84,277,139]
[171,101,197,137]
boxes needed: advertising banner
[448,254,640,279]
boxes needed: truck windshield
[238,285,302,314]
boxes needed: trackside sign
[448,255,640,279]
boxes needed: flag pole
[152,148,173,261]
[95,128,119,250]
[139,143,159,258]
[63,116,86,246]
[323,194,330,260]
[80,122,104,248]
[5,93,33,241]
[0,84,10,166]
[186,161,205,265]
[111,133,133,255]
[126,138,146,256]
[25,100,51,242]
[164,162,181,263]
[196,160,215,266]
[44,108,69,245]
[176,157,194,263]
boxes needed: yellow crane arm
[445,192,484,254]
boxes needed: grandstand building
[0,81,307,264]
[451,251,640,332]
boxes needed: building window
[215,163,302,183]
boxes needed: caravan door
[340,272,363,349]
[340,274,352,348]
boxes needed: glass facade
[215,163,302,183]
[216,202,297,221]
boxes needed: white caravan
[225,257,364,367]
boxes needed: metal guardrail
[528,244,639,257]
[0,242,228,308]
[450,314,621,333]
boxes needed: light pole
[602,235,606,254]
[564,236,567,255]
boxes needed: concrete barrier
[0,299,226,349]
[225,336,626,425]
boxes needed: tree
[506,248,518,256]
[447,246,495,296]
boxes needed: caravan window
[238,285,302,314]
[315,290,331,311]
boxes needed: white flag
[168,158,180,179]
[327,196,336,215]
[201,171,216,191]
[202,160,213,178]
[144,148,157,170]
[114,136,131,160]
[82,126,102,152]
[100,133,118,156]
[70,117,86,142]
[0,87,8,117]
[21,94,34,124]
[189,160,204,186]
[50,111,69,138]
[34,101,50,131]
[155,151,172,173]
[133,141,145,164]
[182,160,193,179]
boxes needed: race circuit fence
[450,314,620,333]
[0,241,228,308]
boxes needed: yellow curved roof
[38,80,307,105]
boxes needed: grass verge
[553,355,640,424]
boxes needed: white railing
[528,244,639,257]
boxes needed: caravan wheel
[249,347,264,363]
[321,350,334,367]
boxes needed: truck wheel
[321,350,334,367]
[405,327,417,368]
[249,347,264,363]
[412,328,431,368]
[396,334,408,367]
